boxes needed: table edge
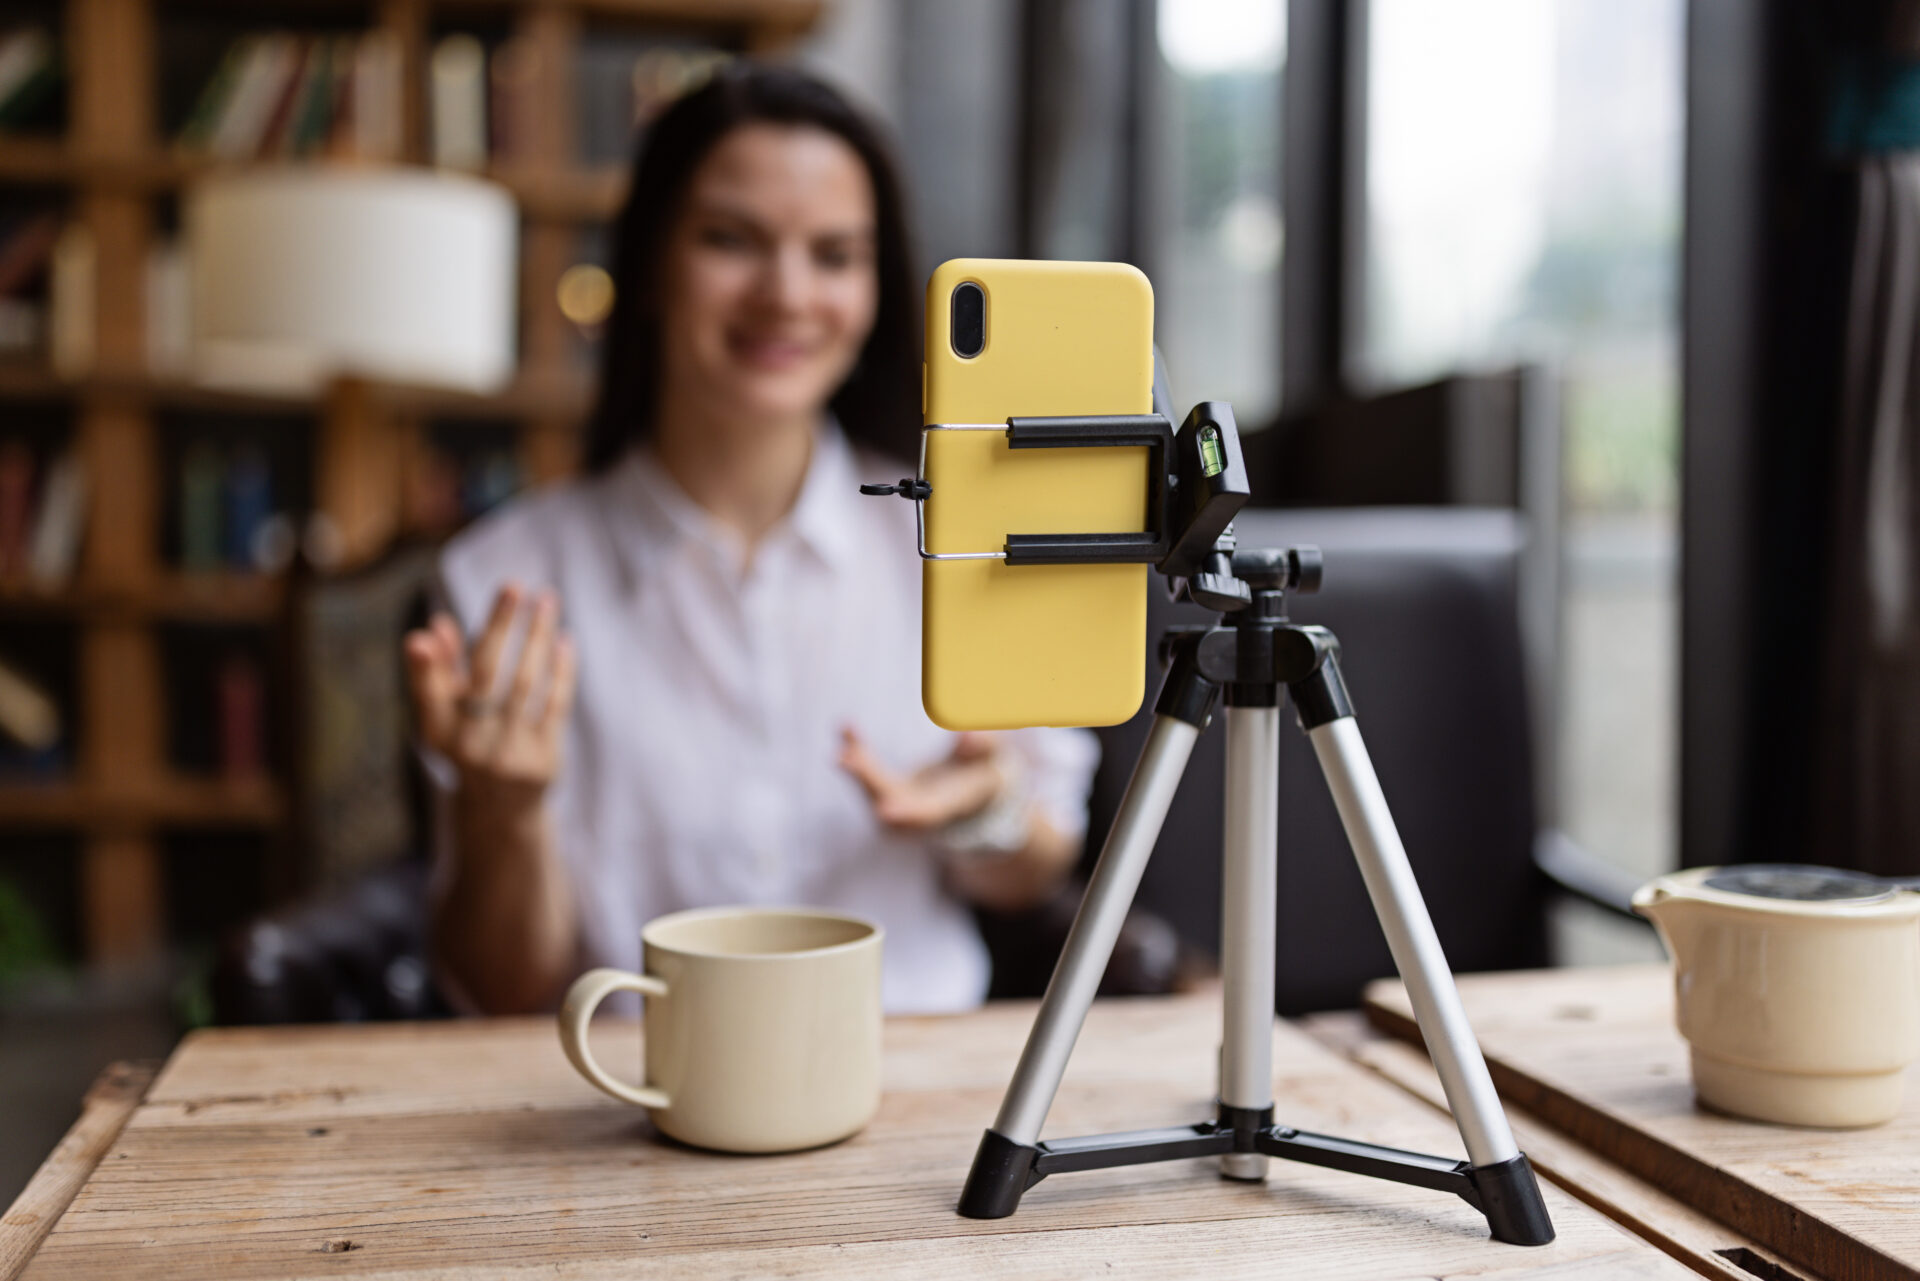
[1362,981,1910,1281]
[1,1060,157,1281]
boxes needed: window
[1364,0,1686,927]
[1151,0,1285,424]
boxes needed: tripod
[867,396,1553,1245]
[955,537,1553,1245]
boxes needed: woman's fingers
[403,625,461,749]
[466,583,523,703]
[406,588,570,788]
[538,634,578,740]
[430,612,467,680]
[504,592,559,722]
[838,726,902,804]
[950,731,997,762]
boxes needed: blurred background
[0,0,1905,1210]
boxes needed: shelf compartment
[0,773,285,827]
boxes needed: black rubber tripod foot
[957,1129,1042,1219]
[1467,1153,1555,1246]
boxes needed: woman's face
[659,122,880,430]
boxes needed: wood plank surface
[1302,1012,1820,1281]
[1,1063,154,1281]
[1365,965,1919,1281]
[18,996,1692,1280]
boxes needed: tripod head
[1152,402,1321,621]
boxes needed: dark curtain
[1692,1,1920,878]
[1803,2,1920,877]
[1818,150,1920,877]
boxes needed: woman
[403,65,1096,1016]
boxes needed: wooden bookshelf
[0,362,595,419]
[0,775,285,828]
[0,0,819,966]
[0,570,286,622]
[0,141,634,223]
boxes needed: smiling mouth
[729,333,818,367]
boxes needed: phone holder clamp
[863,403,1250,571]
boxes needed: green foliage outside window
[0,871,60,988]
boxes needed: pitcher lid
[1639,864,1920,918]
[1702,864,1899,903]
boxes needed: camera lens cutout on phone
[950,282,985,359]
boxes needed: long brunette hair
[583,63,920,471]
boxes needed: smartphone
[921,258,1155,730]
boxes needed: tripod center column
[1220,699,1282,1180]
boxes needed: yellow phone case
[922,258,1154,730]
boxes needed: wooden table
[1364,965,1920,1281]
[1,992,1695,1280]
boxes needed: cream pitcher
[1633,864,1920,1127]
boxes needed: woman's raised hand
[838,726,1008,831]
[404,583,577,801]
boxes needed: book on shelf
[179,440,225,573]
[223,446,271,568]
[252,38,311,158]
[0,438,29,574]
[0,212,60,297]
[48,222,93,376]
[284,39,343,157]
[486,36,536,167]
[430,34,487,172]
[0,650,60,763]
[144,239,188,378]
[178,439,291,575]
[25,449,83,585]
[207,34,296,159]
[0,441,85,587]
[0,26,60,132]
[0,297,37,357]
[216,650,265,781]
[176,36,249,155]
[178,31,403,163]
[0,210,59,358]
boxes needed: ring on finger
[457,694,505,719]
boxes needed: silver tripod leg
[1219,705,1279,1179]
[992,713,1203,1145]
[1307,717,1520,1168]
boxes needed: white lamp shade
[186,168,518,394]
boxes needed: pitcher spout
[1631,874,1695,964]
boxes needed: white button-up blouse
[435,422,1100,1013]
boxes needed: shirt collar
[598,419,862,588]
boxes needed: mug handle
[558,967,671,1109]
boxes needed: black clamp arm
[1001,414,1173,566]
[857,403,1250,571]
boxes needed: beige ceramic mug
[558,906,883,1153]
[1634,865,1920,1127]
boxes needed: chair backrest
[1085,507,1546,1013]
[1242,367,1565,802]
